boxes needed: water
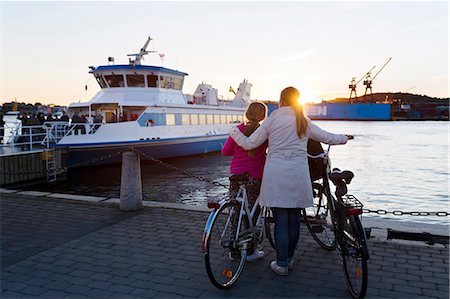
[32,121,449,226]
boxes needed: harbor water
[31,121,449,226]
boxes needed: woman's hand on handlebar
[346,135,354,140]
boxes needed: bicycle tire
[303,178,337,250]
[342,215,368,298]
[264,208,276,250]
[204,201,249,289]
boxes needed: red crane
[349,65,376,102]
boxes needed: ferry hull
[57,135,228,166]
[304,103,391,120]
[267,103,392,120]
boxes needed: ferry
[53,37,250,165]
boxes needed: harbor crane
[349,65,376,102]
[363,57,392,101]
[127,36,156,66]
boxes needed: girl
[229,87,353,275]
[221,101,268,262]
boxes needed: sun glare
[298,90,320,105]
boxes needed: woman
[222,101,268,261]
[229,87,352,275]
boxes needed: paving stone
[44,281,71,291]
[40,290,69,298]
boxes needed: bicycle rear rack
[342,195,363,216]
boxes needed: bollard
[120,150,143,211]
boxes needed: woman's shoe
[247,250,265,262]
[270,260,288,276]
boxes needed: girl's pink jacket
[221,123,268,180]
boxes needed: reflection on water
[33,121,449,226]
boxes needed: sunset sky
[1,1,448,106]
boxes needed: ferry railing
[64,122,103,137]
[0,124,49,150]
[41,122,70,147]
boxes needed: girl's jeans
[272,208,301,267]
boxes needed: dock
[1,190,448,298]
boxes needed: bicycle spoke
[303,178,336,250]
[342,216,368,298]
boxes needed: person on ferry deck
[222,101,268,262]
[229,87,353,275]
[60,111,69,122]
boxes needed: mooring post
[120,150,143,211]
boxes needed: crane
[127,36,156,66]
[363,57,392,101]
[348,65,376,102]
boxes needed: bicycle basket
[342,195,363,216]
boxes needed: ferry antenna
[127,36,157,66]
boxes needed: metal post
[120,150,143,211]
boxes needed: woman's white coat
[229,106,348,208]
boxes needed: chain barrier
[362,209,449,217]
[2,146,448,217]
[131,148,229,189]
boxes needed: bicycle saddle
[229,173,249,183]
[329,168,354,197]
[329,168,354,185]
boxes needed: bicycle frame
[202,182,265,254]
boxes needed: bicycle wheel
[264,208,276,250]
[342,215,368,298]
[303,180,337,250]
[204,201,249,289]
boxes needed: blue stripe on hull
[67,137,227,166]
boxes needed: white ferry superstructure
[55,37,251,165]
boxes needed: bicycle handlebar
[307,144,331,159]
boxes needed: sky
[1,1,449,106]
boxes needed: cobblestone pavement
[1,194,449,298]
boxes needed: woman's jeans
[272,208,301,267]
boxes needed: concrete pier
[1,191,448,299]
[0,148,66,186]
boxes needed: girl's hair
[280,87,308,138]
[243,101,268,157]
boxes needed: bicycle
[202,173,268,289]
[265,140,369,298]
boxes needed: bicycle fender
[202,211,217,253]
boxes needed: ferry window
[104,75,125,87]
[199,114,206,125]
[220,115,226,124]
[207,115,213,124]
[182,114,190,125]
[214,115,220,124]
[95,76,107,88]
[238,115,243,122]
[191,114,198,125]
[173,78,183,90]
[166,114,175,126]
[126,75,145,87]
[160,76,175,89]
[232,115,238,122]
[147,75,158,87]
[226,115,232,123]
